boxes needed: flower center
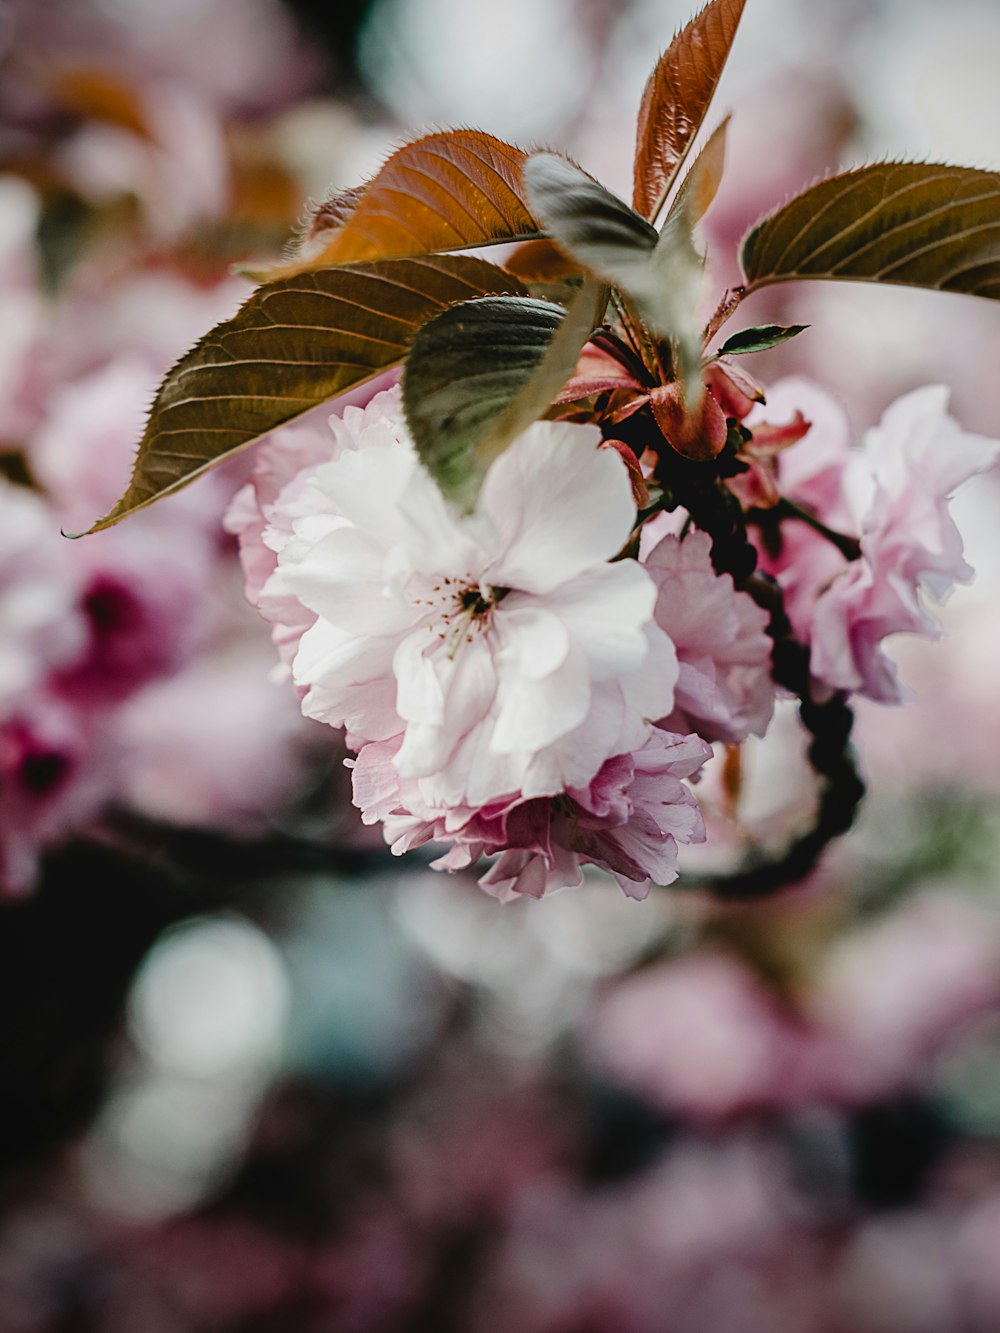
[413,575,509,656]
[458,586,493,618]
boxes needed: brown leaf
[503,238,584,284]
[601,439,650,507]
[667,115,730,226]
[704,357,764,418]
[299,183,366,251]
[603,390,655,426]
[633,0,747,221]
[747,412,811,456]
[250,130,540,280]
[741,162,1000,299]
[78,256,526,534]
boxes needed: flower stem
[770,498,862,562]
[701,573,865,900]
[606,402,865,899]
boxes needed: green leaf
[741,163,1000,299]
[403,283,607,510]
[653,195,710,396]
[523,153,660,289]
[522,153,706,353]
[714,323,809,357]
[78,256,527,534]
[476,278,609,465]
[248,131,540,281]
[633,0,747,221]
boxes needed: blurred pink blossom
[113,637,321,836]
[0,693,110,896]
[810,890,1000,1102]
[56,80,229,241]
[0,177,48,442]
[472,1135,820,1333]
[585,951,819,1119]
[0,479,86,707]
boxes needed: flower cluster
[748,380,1000,703]
[228,388,731,898]
[229,374,998,900]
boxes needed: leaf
[403,284,607,510]
[296,184,366,253]
[555,343,644,404]
[523,153,660,289]
[477,279,608,463]
[502,240,588,308]
[502,237,585,284]
[667,115,730,226]
[741,163,1000,299]
[404,296,563,509]
[714,323,809,357]
[704,357,764,416]
[249,131,540,280]
[633,0,747,221]
[650,381,728,461]
[79,256,527,535]
[523,153,708,395]
[653,196,710,396]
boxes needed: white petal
[294,619,400,740]
[493,602,570,680]
[393,629,446,727]
[394,635,497,780]
[481,421,636,593]
[397,463,494,576]
[280,526,412,636]
[311,443,415,543]
[538,561,657,680]
[491,617,590,755]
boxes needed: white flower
[270,388,677,807]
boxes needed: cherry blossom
[752,381,1000,702]
[646,530,774,743]
[245,387,677,809]
[351,728,710,900]
[813,386,999,700]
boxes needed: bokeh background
[4,1,1000,1328]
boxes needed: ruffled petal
[482,421,637,594]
